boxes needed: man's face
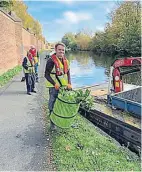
[55,45,65,58]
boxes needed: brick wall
[0,11,17,75]
[22,28,31,57]
[31,34,37,48]
[0,10,45,75]
[15,21,23,64]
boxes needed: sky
[24,0,118,43]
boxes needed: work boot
[49,111,56,130]
[31,90,37,93]
[27,92,31,95]
[50,120,56,131]
[49,110,52,116]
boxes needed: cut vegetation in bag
[50,89,94,128]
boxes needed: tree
[62,33,77,50]
[0,0,13,11]
[75,32,91,50]
[89,1,141,55]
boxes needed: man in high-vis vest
[22,52,37,95]
[44,42,72,129]
[29,45,39,82]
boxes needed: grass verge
[50,114,140,171]
[0,65,22,87]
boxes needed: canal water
[67,51,113,88]
[66,51,141,88]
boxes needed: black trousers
[25,73,35,93]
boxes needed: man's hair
[55,42,66,49]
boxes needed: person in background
[29,45,39,82]
[22,52,36,95]
[44,42,72,129]
[45,50,55,59]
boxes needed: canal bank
[0,50,140,171]
[46,51,141,171]
[50,113,140,171]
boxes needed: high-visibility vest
[28,48,39,64]
[33,56,39,64]
[23,57,35,74]
[46,55,69,87]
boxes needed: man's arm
[44,58,56,86]
[22,57,28,70]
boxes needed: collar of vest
[26,56,34,66]
[51,54,68,75]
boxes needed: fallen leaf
[65,145,71,151]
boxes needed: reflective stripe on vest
[46,57,69,87]
[23,57,35,74]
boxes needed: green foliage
[62,32,91,51]
[76,33,92,51]
[0,65,22,87]
[62,33,78,51]
[58,89,94,110]
[0,0,12,9]
[90,2,141,56]
[69,41,78,51]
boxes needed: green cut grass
[0,65,22,87]
[50,114,140,171]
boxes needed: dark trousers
[34,64,38,82]
[25,73,35,93]
[48,88,59,112]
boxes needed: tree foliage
[62,33,77,50]
[91,1,141,55]
[62,2,141,56]
[62,31,92,51]
[0,0,13,10]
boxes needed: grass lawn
[48,114,140,171]
[0,66,22,87]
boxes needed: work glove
[54,83,60,90]
[67,84,72,90]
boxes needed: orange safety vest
[51,54,68,75]
[46,54,69,87]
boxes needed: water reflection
[66,51,141,88]
[66,51,113,88]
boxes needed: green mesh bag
[50,90,80,128]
